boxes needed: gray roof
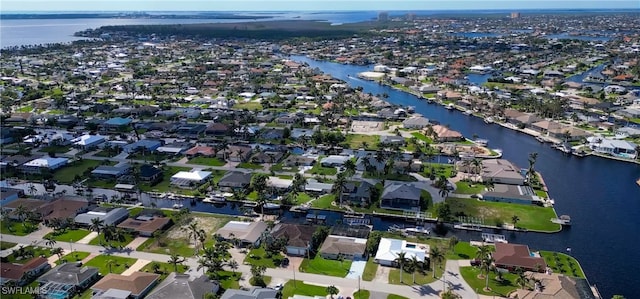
[74,207,129,226]
[38,262,98,286]
[304,179,333,193]
[216,221,268,244]
[91,164,130,176]
[381,183,421,201]
[146,273,218,299]
[220,287,278,299]
[218,171,252,187]
[482,184,539,201]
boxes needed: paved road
[1,231,477,298]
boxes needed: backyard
[281,280,328,299]
[53,159,104,183]
[459,266,519,297]
[244,245,286,268]
[454,181,486,195]
[540,251,585,278]
[138,166,191,193]
[446,197,561,232]
[307,163,337,175]
[84,255,137,275]
[342,134,380,150]
[299,255,352,277]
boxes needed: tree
[89,218,104,244]
[430,246,444,278]
[326,285,339,299]
[168,254,185,272]
[516,271,529,290]
[526,152,539,183]
[395,251,408,283]
[410,255,422,284]
[106,259,116,273]
[441,288,462,299]
[186,221,202,254]
[51,247,64,260]
[511,215,520,228]
[250,264,267,286]
[44,235,57,249]
[227,259,239,274]
[292,173,307,193]
[332,172,348,207]
[14,205,30,228]
[343,159,356,177]
[436,203,452,222]
[448,236,459,254]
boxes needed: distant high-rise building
[511,12,521,19]
[378,12,389,22]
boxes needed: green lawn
[189,156,226,166]
[459,266,519,297]
[140,261,188,281]
[244,246,285,268]
[88,232,135,248]
[84,255,137,275]
[410,132,433,144]
[234,101,263,110]
[362,257,379,281]
[423,163,456,178]
[3,246,53,263]
[56,251,91,265]
[387,295,410,299]
[0,241,17,250]
[299,255,352,277]
[294,192,314,204]
[0,220,38,236]
[540,251,585,278]
[446,197,561,232]
[308,163,337,175]
[93,149,120,158]
[45,229,91,242]
[270,162,298,173]
[342,134,380,150]
[454,181,486,194]
[311,194,338,209]
[388,266,440,285]
[138,166,191,192]
[353,290,370,299]
[249,275,272,287]
[6,280,40,299]
[281,280,328,299]
[217,271,242,290]
[447,241,478,260]
[237,162,264,169]
[53,159,104,183]
[207,169,228,184]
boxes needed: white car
[273,283,283,291]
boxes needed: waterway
[290,55,640,299]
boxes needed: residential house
[118,213,172,237]
[480,159,526,185]
[429,125,463,142]
[493,243,547,272]
[220,287,278,299]
[481,184,542,205]
[74,207,129,227]
[531,120,562,135]
[145,273,219,299]
[587,137,638,159]
[170,170,212,187]
[320,155,350,167]
[19,157,68,174]
[217,171,252,190]
[402,116,430,129]
[319,236,367,260]
[2,198,48,220]
[122,140,163,154]
[38,263,100,299]
[72,134,105,150]
[36,197,89,224]
[155,142,191,155]
[185,145,216,157]
[139,164,163,184]
[374,238,429,266]
[547,126,592,141]
[290,128,316,139]
[380,183,423,211]
[217,145,252,162]
[0,257,51,286]
[510,272,595,299]
[250,151,285,164]
[91,163,130,180]
[175,123,207,138]
[282,155,315,168]
[267,176,293,190]
[91,272,160,299]
[341,180,375,206]
[270,223,316,256]
[379,135,406,146]
[0,187,23,205]
[205,123,230,136]
[101,117,132,132]
[215,221,269,247]
[304,179,333,195]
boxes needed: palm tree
[168,254,185,272]
[516,272,529,290]
[106,259,116,273]
[511,215,520,228]
[44,236,57,249]
[292,173,307,192]
[429,246,444,279]
[14,205,29,228]
[394,251,408,284]
[89,218,104,244]
[51,247,64,260]
[526,152,538,183]
[326,285,339,299]
[186,222,201,253]
[343,159,356,177]
[227,259,239,274]
[448,236,459,254]
[410,255,421,284]
[332,172,348,207]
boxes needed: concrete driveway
[346,258,366,279]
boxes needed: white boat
[481,233,508,243]
[404,226,431,235]
[474,139,488,146]
[263,203,281,209]
[551,215,572,226]
[172,203,184,209]
[445,103,455,110]
[454,223,483,232]
[463,110,473,115]
[484,117,495,124]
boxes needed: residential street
[0,230,478,298]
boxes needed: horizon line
[2,8,640,13]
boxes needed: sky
[1,0,638,12]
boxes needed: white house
[20,157,68,174]
[374,237,429,266]
[73,134,105,149]
[170,170,212,187]
[587,137,638,159]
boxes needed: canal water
[290,55,640,298]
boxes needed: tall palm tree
[106,259,116,273]
[51,247,64,260]
[511,215,520,228]
[410,255,421,284]
[14,205,29,228]
[89,218,104,244]
[332,172,348,207]
[292,173,307,192]
[429,246,444,279]
[343,159,356,177]
[516,271,529,290]
[168,254,185,273]
[227,259,239,274]
[186,222,201,253]
[526,152,538,183]
[394,251,408,284]
[44,236,57,249]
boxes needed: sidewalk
[77,232,98,244]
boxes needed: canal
[290,55,640,298]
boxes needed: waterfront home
[250,150,285,164]
[170,170,212,187]
[215,221,269,247]
[267,176,293,190]
[380,182,423,211]
[0,187,22,205]
[36,196,89,224]
[481,184,543,205]
[341,180,375,206]
[217,171,252,190]
[156,142,191,155]
[74,207,129,227]
[91,163,130,180]
[138,164,163,184]
[270,223,316,256]
[0,257,51,286]
[91,272,160,299]
[493,243,547,272]
[402,116,430,129]
[217,145,252,162]
[586,137,638,159]
[145,273,219,299]
[480,159,525,185]
[220,287,278,299]
[379,135,406,146]
[122,139,163,154]
[429,125,464,142]
[320,155,351,167]
[117,212,172,237]
[304,179,333,195]
[319,235,368,260]
[531,120,563,135]
[374,237,429,266]
[19,157,68,174]
[38,263,100,299]
[1,198,48,220]
[510,272,594,299]
[282,155,316,168]
[547,126,592,141]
